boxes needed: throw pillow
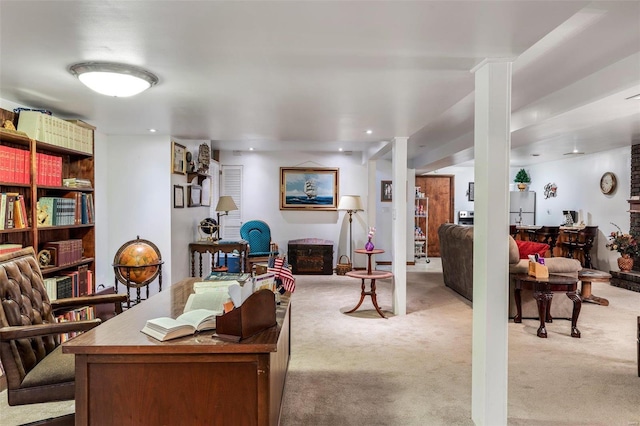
[515,240,550,259]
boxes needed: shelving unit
[0,108,96,292]
[414,187,429,263]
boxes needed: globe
[202,217,217,234]
[113,237,162,287]
[198,217,218,241]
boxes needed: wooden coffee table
[513,273,582,338]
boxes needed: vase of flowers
[606,223,639,272]
[365,227,376,251]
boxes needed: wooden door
[416,175,454,257]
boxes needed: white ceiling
[1,1,638,173]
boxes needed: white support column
[392,137,408,316]
[471,59,512,426]
[367,159,377,232]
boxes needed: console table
[190,240,248,277]
[513,273,581,338]
[63,277,290,426]
[345,248,392,318]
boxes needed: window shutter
[220,165,242,240]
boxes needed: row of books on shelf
[0,145,29,184]
[43,239,84,267]
[37,193,94,227]
[17,111,93,154]
[0,243,23,255]
[56,305,95,343]
[0,193,29,230]
[0,147,68,187]
[44,265,92,300]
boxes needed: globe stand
[113,236,163,309]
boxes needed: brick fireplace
[610,141,640,292]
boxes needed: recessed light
[626,94,640,100]
[365,129,373,135]
[531,153,540,157]
[563,151,585,155]
[148,128,156,133]
[249,147,254,151]
[338,148,343,152]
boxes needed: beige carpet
[1,264,639,425]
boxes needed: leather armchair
[0,247,126,415]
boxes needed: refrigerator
[509,191,536,225]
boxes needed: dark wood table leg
[190,252,196,277]
[566,291,582,338]
[369,279,386,319]
[346,279,367,314]
[514,286,522,323]
[534,290,551,338]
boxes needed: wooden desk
[345,248,392,318]
[63,278,291,426]
[513,273,581,338]
[190,240,249,277]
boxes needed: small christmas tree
[514,168,531,183]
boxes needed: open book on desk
[141,309,219,342]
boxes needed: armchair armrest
[0,319,101,341]
[51,293,127,314]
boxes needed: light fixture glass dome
[69,62,159,97]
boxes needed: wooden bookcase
[0,108,95,289]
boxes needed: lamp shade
[69,62,158,97]
[338,195,363,212]
[215,196,238,213]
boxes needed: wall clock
[599,172,617,194]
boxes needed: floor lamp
[338,195,364,261]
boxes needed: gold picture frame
[172,141,186,175]
[279,167,339,210]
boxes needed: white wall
[93,130,109,288]
[525,146,631,271]
[105,135,172,298]
[218,150,371,268]
[170,139,217,282]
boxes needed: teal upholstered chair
[240,220,278,272]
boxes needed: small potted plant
[606,223,640,271]
[514,168,531,191]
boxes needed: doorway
[415,175,454,257]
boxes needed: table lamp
[215,196,238,239]
[338,195,364,261]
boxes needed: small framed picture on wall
[172,141,187,175]
[188,185,202,207]
[173,185,184,208]
[468,182,475,202]
[381,180,392,202]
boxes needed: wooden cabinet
[414,189,428,261]
[288,238,334,275]
[0,108,95,291]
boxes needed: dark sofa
[438,223,582,319]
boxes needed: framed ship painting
[280,167,339,210]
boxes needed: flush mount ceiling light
[68,62,159,97]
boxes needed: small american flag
[268,256,295,293]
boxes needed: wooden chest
[287,238,334,275]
